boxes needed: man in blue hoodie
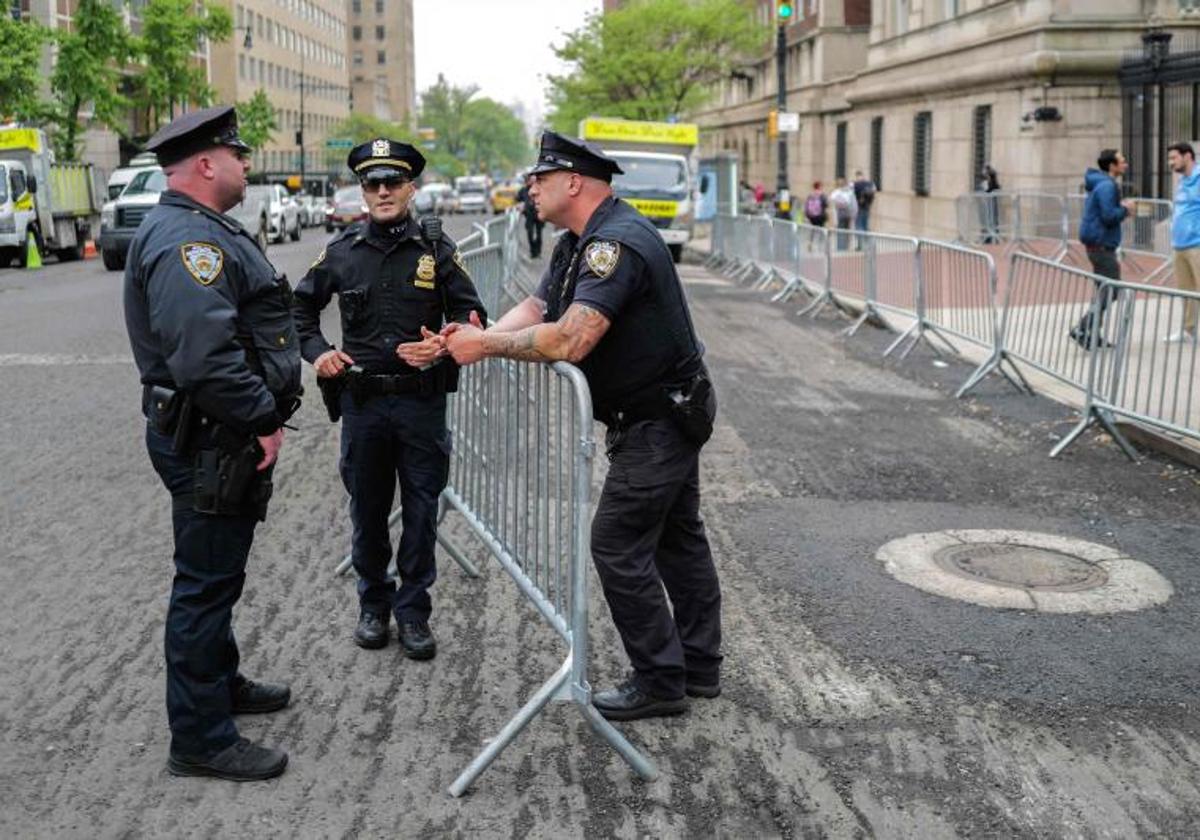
[1167,142,1200,343]
[1072,149,1133,349]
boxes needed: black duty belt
[605,402,671,430]
[353,372,434,396]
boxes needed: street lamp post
[774,2,791,219]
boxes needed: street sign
[777,112,800,133]
[325,137,354,150]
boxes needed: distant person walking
[1166,142,1200,344]
[753,182,766,212]
[516,173,544,259]
[980,164,1001,244]
[803,182,828,229]
[830,177,857,250]
[1071,148,1133,350]
[852,170,876,235]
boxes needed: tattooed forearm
[481,303,611,364]
[483,326,554,362]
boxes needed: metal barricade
[1120,198,1174,285]
[956,192,1015,246]
[458,244,506,326]
[828,230,920,342]
[1012,193,1068,261]
[456,230,484,252]
[1053,280,1200,459]
[778,222,829,304]
[760,217,799,295]
[440,358,657,795]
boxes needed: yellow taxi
[489,182,520,214]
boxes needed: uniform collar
[364,213,421,244]
[159,189,244,234]
[578,195,618,243]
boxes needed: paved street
[3,219,1200,838]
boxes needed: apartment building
[692,0,1200,239]
[346,0,416,125]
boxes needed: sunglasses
[360,177,411,192]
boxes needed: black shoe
[231,677,291,714]
[685,680,721,699]
[592,679,689,721]
[398,620,436,660]
[167,737,287,782]
[354,610,389,649]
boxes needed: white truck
[0,127,101,267]
[579,117,701,263]
[454,175,489,214]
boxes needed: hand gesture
[315,348,355,378]
[397,326,447,367]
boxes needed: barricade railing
[956,192,1016,246]
[439,357,657,795]
[760,217,799,295]
[778,222,830,304]
[1011,192,1069,261]
[1053,280,1200,459]
[459,243,506,325]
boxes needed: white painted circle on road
[876,529,1173,614]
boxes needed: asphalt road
[2,212,1200,838]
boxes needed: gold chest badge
[414,253,436,289]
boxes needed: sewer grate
[933,543,1109,593]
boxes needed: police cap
[144,105,251,167]
[347,138,425,181]
[528,131,623,182]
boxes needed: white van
[105,152,158,201]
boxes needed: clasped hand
[441,311,486,365]
[395,311,486,367]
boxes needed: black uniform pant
[591,418,723,698]
[146,425,260,758]
[340,391,451,621]
[1076,247,1121,340]
[524,217,544,258]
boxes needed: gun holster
[666,373,716,447]
[317,375,346,422]
[192,427,273,521]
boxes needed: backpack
[832,189,854,213]
[804,193,825,218]
[857,180,876,207]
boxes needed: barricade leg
[1049,407,1138,461]
[956,349,1032,398]
[883,321,959,360]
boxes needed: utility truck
[0,127,101,266]
[579,117,702,263]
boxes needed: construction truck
[0,127,102,267]
[579,117,703,263]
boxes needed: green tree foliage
[235,89,278,151]
[49,0,137,161]
[134,0,232,131]
[321,112,413,172]
[546,0,768,132]
[419,74,477,159]
[0,16,51,124]
[417,76,529,177]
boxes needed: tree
[49,0,136,161]
[419,74,477,159]
[0,16,51,124]
[322,112,414,171]
[133,0,233,132]
[236,89,278,151]
[460,98,530,176]
[546,0,768,132]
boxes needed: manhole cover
[932,543,1109,592]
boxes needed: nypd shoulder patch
[180,242,224,286]
[584,240,620,279]
[310,247,327,270]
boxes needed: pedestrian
[980,164,1001,244]
[516,172,544,258]
[443,131,723,721]
[292,138,486,658]
[830,177,856,250]
[803,181,828,229]
[1072,148,1133,349]
[1166,141,1200,344]
[753,181,766,211]
[852,169,876,245]
[122,105,303,781]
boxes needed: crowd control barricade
[705,213,731,270]
[955,192,1015,246]
[458,244,506,327]
[440,358,657,795]
[1011,193,1069,261]
[740,215,775,287]
[722,215,758,282]
[1052,280,1200,459]
[1120,198,1174,285]
[455,229,484,253]
[778,223,830,304]
[961,252,1114,403]
[760,217,800,296]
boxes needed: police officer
[516,172,544,258]
[293,139,486,659]
[123,105,302,780]
[445,131,723,720]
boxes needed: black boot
[231,677,291,714]
[168,737,288,782]
[354,610,389,649]
[397,620,436,660]
[592,678,688,721]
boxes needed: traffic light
[767,110,778,140]
[777,1,793,20]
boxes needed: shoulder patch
[584,240,621,279]
[310,247,326,270]
[452,249,467,272]
[180,242,224,286]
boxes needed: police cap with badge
[529,131,624,182]
[144,104,252,167]
[347,138,426,183]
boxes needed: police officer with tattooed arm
[123,106,302,781]
[292,139,485,659]
[444,131,723,720]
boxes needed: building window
[835,121,847,180]
[971,105,992,192]
[353,50,363,66]
[352,25,360,40]
[377,50,385,64]
[870,117,883,191]
[912,111,932,197]
[943,0,959,18]
[375,0,383,12]
[375,25,384,39]
[238,53,246,79]
[893,0,908,35]
[351,0,360,11]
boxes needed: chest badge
[414,253,436,289]
[180,242,224,286]
[584,240,620,279]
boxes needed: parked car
[227,189,270,252]
[489,182,520,214]
[455,175,489,214]
[104,152,158,201]
[246,183,300,243]
[98,166,166,270]
[296,194,326,227]
[325,185,367,231]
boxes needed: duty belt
[352,371,436,396]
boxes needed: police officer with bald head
[124,105,302,781]
[445,131,723,720]
[292,139,485,659]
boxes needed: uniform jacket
[1079,168,1127,248]
[292,214,486,374]
[123,189,301,436]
